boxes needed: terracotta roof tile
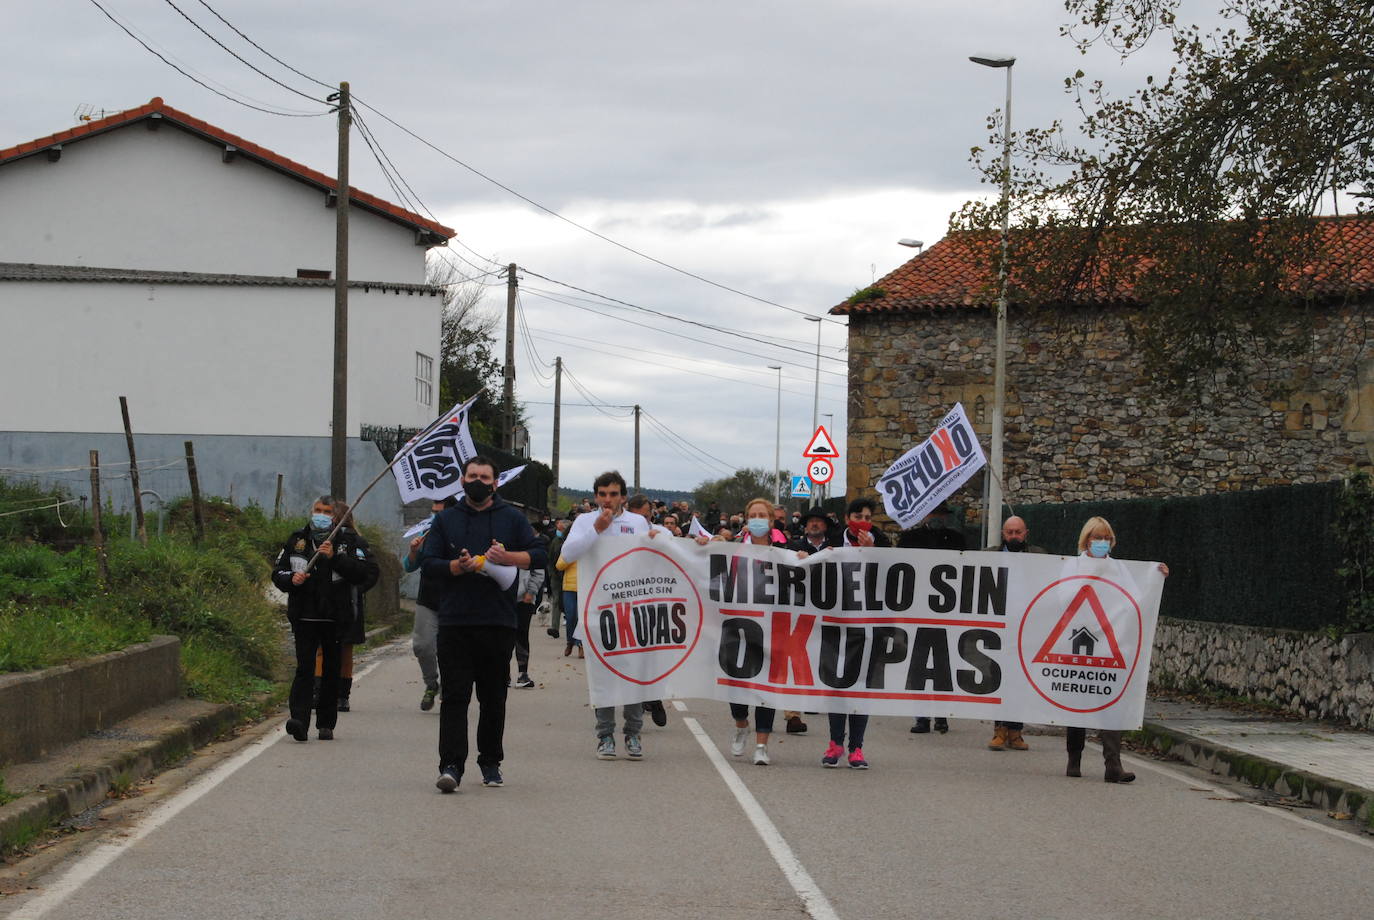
[833,216,1374,315]
[0,97,455,241]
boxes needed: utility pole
[504,263,517,451]
[549,356,562,510]
[633,404,642,492]
[330,81,351,499]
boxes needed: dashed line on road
[678,709,841,920]
[6,656,391,920]
[1119,747,1374,852]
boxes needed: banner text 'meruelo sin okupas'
[576,538,1164,730]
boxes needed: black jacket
[786,530,842,555]
[420,496,548,628]
[272,524,379,626]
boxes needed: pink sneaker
[821,741,844,767]
[848,747,869,769]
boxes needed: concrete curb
[1134,720,1374,829]
[0,621,411,851]
[0,702,241,851]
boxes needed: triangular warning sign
[803,425,838,458]
[1031,584,1127,669]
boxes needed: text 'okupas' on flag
[391,395,479,503]
[878,403,986,530]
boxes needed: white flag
[391,395,479,503]
[877,403,986,530]
[497,464,527,488]
[688,516,711,539]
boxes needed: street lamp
[769,365,782,505]
[970,53,1015,547]
[804,316,822,435]
[822,412,834,504]
[897,239,924,251]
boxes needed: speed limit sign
[807,457,834,485]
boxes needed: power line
[520,271,846,364]
[192,0,336,90]
[520,287,848,380]
[158,0,327,105]
[84,0,327,118]
[641,410,738,475]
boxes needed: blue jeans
[561,590,582,647]
[828,713,868,750]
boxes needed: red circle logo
[583,546,705,685]
[1016,575,1142,713]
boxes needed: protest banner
[575,537,1163,730]
[391,395,478,503]
[497,464,527,488]
[877,404,986,529]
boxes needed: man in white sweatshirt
[558,470,649,760]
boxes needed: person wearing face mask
[404,496,457,711]
[1063,516,1169,784]
[979,515,1047,751]
[271,495,379,742]
[839,497,890,548]
[727,498,793,764]
[420,457,546,792]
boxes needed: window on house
[415,352,434,406]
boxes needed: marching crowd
[272,457,1165,794]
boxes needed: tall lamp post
[822,412,834,505]
[769,365,782,505]
[970,53,1015,547]
[804,316,822,435]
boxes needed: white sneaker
[752,744,770,766]
[731,725,750,757]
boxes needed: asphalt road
[6,637,1373,920]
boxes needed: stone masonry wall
[1152,617,1374,729]
[846,306,1374,525]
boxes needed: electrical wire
[515,294,555,385]
[158,0,327,105]
[169,0,843,327]
[641,410,738,474]
[520,287,847,380]
[84,0,327,117]
[521,272,846,365]
[560,367,637,420]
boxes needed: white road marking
[678,712,841,920]
[1119,748,1374,851]
[7,656,390,919]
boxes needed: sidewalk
[1137,694,1374,827]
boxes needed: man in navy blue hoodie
[421,456,547,792]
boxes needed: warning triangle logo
[803,425,838,457]
[1031,584,1127,669]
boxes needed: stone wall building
[833,217,1374,528]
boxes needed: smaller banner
[497,464,527,488]
[391,395,478,503]
[878,404,986,529]
[402,519,432,541]
[688,516,711,539]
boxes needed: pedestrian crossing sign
[790,476,813,498]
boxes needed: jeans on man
[595,704,644,740]
[436,624,517,771]
[411,603,439,690]
[561,590,582,647]
[290,619,340,730]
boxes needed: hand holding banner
[878,403,986,530]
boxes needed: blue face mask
[746,518,770,537]
[310,513,333,533]
[1089,539,1111,558]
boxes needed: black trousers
[290,619,340,730]
[437,624,517,772]
[513,602,535,672]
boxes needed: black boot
[337,677,353,713]
[1101,730,1135,783]
[1065,727,1085,777]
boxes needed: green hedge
[1013,481,1343,631]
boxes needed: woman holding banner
[1065,517,1169,783]
[728,498,792,765]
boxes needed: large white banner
[877,404,986,529]
[391,395,478,502]
[576,537,1164,730]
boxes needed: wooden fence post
[119,396,146,545]
[89,450,110,586]
[184,440,205,543]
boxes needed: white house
[0,97,455,531]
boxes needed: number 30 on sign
[807,457,834,485]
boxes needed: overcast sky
[5,0,1183,498]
